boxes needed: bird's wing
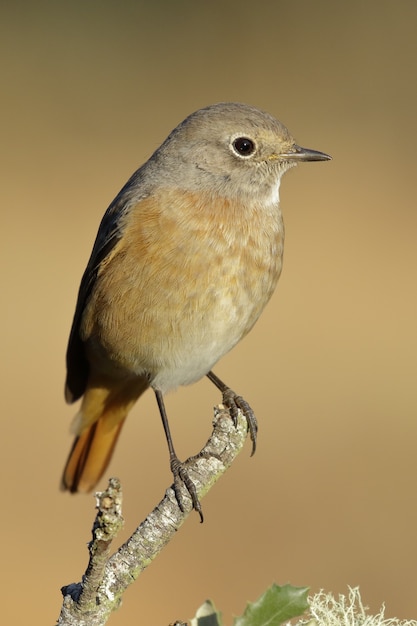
[64,171,149,403]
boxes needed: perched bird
[62,102,330,520]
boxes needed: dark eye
[232,137,256,157]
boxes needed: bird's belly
[149,290,264,391]
[132,244,282,391]
[83,192,284,392]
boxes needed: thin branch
[57,406,250,626]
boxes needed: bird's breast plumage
[81,187,284,392]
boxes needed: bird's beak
[280,145,332,162]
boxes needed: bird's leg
[155,389,204,522]
[206,370,258,455]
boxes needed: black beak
[281,145,331,162]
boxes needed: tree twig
[57,405,250,626]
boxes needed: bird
[62,102,331,520]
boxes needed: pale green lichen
[297,587,416,626]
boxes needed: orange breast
[81,188,284,389]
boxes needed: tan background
[2,1,417,623]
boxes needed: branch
[57,405,250,626]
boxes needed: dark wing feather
[64,209,122,402]
[64,170,149,403]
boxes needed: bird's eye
[232,137,256,157]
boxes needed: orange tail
[62,376,148,493]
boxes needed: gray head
[147,102,330,199]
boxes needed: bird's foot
[221,388,258,455]
[207,371,258,455]
[170,453,210,523]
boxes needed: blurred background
[2,1,417,623]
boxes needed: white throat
[268,178,281,207]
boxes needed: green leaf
[234,583,309,626]
[190,599,222,626]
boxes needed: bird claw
[170,455,204,523]
[221,388,258,456]
[168,375,258,522]
[206,371,258,455]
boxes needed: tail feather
[62,416,126,493]
[62,376,148,493]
